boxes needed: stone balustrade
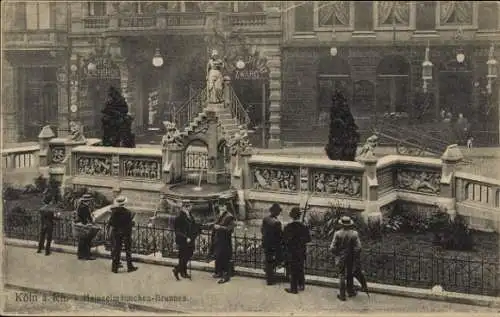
[455,172,500,232]
[3,135,499,231]
[1,145,40,169]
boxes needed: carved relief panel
[395,168,441,194]
[51,146,66,164]
[252,165,299,192]
[121,156,162,181]
[311,169,362,198]
[76,155,112,177]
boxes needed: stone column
[38,126,56,167]
[357,154,381,223]
[56,65,69,137]
[205,110,220,184]
[69,54,81,136]
[440,144,464,219]
[266,51,282,149]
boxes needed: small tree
[324,90,359,161]
[101,86,135,147]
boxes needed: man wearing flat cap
[38,195,62,256]
[329,216,363,301]
[108,196,138,273]
[261,203,284,285]
[173,200,200,280]
[283,206,311,294]
[76,194,96,260]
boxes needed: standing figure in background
[329,216,362,301]
[206,50,225,104]
[173,201,200,280]
[210,203,235,284]
[261,203,284,286]
[283,207,311,294]
[76,194,96,260]
[38,195,62,256]
[107,196,138,273]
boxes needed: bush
[34,175,48,193]
[308,201,351,241]
[383,202,429,234]
[3,184,21,200]
[58,187,112,211]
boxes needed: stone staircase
[173,86,250,141]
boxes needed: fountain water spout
[193,169,204,192]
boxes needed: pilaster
[266,50,282,149]
[440,144,464,219]
[357,154,381,223]
[57,65,69,137]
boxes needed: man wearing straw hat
[283,206,311,294]
[108,196,138,273]
[173,200,200,280]
[329,216,362,301]
[76,194,96,260]
[261,203,284,286]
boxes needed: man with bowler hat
[329,216,362,301]
[211,203,235,284]
[283,206,311,294]
[173,200,200,280]
[261,203,284,285]
[38,195,62,255]
[108,196,138,273]
[76,194,96,260]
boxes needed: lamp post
[152,48,164,68]
[422,42,433,94]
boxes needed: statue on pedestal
[161,121,184,148]
[207,50,224,104]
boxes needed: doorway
[232,78,269,147]
[439,71,472,118]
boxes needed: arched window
[317,56,351,124]
[376,55,410,114]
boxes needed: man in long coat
[76,194,95,260]
[261,203,284,285]
[173,201,200,280]
[329,216,362,301]
[283,207,311,294]
[38,195,62,255]
[107,196,138,273]
[211,203,235,284]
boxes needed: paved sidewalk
[4,246,499,314]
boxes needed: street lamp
[487,43,498,94]
[152,48,164,68]
[87,61,97,73]
[456,50,465,64]
[330,47,338,57]
[236,59,245,70]
[422,42,433,93]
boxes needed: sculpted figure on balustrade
[161,121,184,149]
[206,50,225,104]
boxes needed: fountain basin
[161,183,236,204]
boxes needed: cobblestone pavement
[4,246,499,314]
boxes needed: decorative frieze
[378,167,394,194]
[252,166,299,192]
[396,169,441,194]
[76,155,112,176]
[51,147,66,164]
[311,170,362,197]
[121,156,161,181]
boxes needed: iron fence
[4,213,498,297]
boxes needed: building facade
[2,1,500,148]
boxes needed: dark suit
[174,211,200,276]
[213,211,235,279]
[108,206,135,270]
[330,228,362,298]
[283,220,311,292]
[76,203,93,259]
[261,215,283,284]
[38,205,61,254]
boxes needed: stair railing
[228,86,251,128]
[173,88,207,130]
